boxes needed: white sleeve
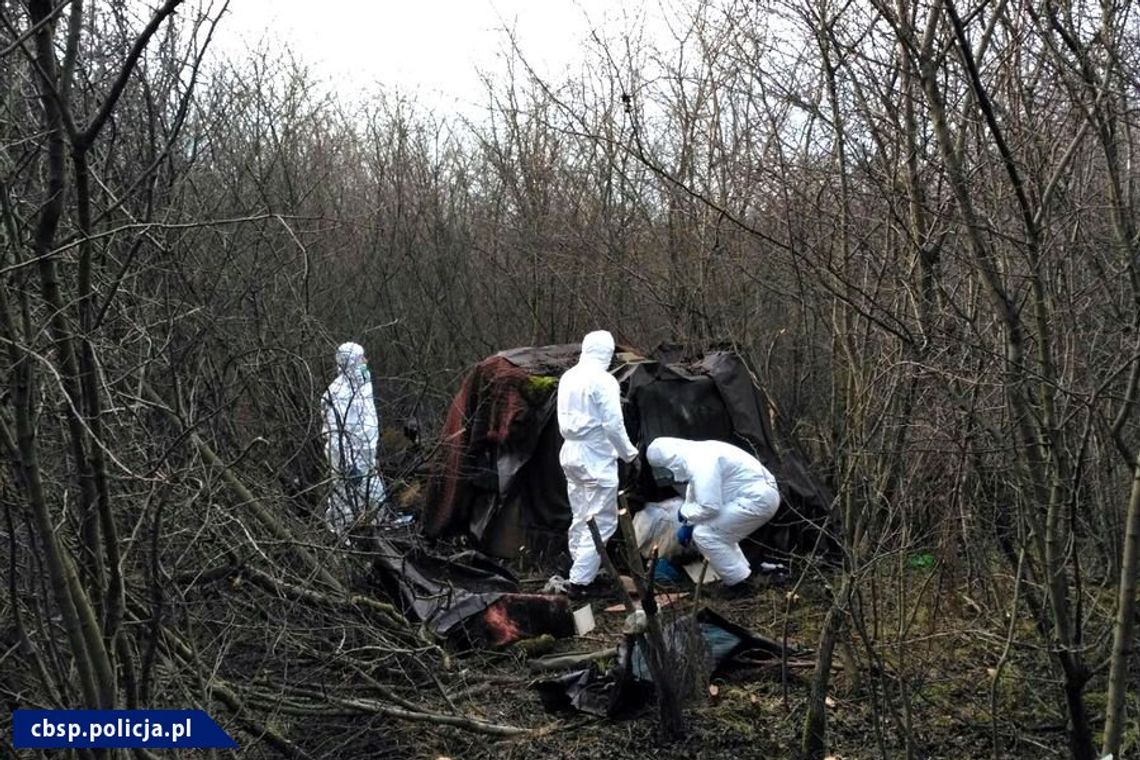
[595,374,638,461]
[679,458,724,524]
[360,392,381,457]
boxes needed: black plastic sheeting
[370,535,520,637]
[369,536,577,648]
[534,608,799,717]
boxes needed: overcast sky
[213,1,672,113]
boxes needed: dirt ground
[381,558,1108,760]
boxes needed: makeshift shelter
[423,343,834,566]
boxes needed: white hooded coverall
[557,330,639,585]
[322,342,386,535]
[646,437,780,586]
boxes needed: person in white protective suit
[321,342,387,537]
[645,437,780,595]
[557,330,639,596]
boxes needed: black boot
[567,577,613,602]
[708,578,754,600]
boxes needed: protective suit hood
[335,342,369,389]
[578,330,615,370]
[646,437,692,483]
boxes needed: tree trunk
[1102,448,1140,757]
[802,575,848,760]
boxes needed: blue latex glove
[677,508,687,525]
[676,523,694,548]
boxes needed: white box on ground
[684,561,720,583]
[573,604,596,636]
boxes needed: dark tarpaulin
[371,536,519,636]
[424,345,597,562]
[628,607,789,680]
[489,407,573,560]
[424,347,587,559]
[623,361,735,447]
[693,352,835,557]
[496,344,585,373]
[534,608,801,717]
[370,535,577,646]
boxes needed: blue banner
[12,709,238,749]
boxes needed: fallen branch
[210,680,315,760]
[526,648,617,672]
[242,690,535,737]
[240,564,406,630]
[322,695,533,737]
[450,679,531,702]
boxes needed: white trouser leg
[693,525,752,586]
[693,485,780,586]
[567,479,619,585]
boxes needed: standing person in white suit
[645,437,780,597]
[322,341,387,537]
[557,330,639,599]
